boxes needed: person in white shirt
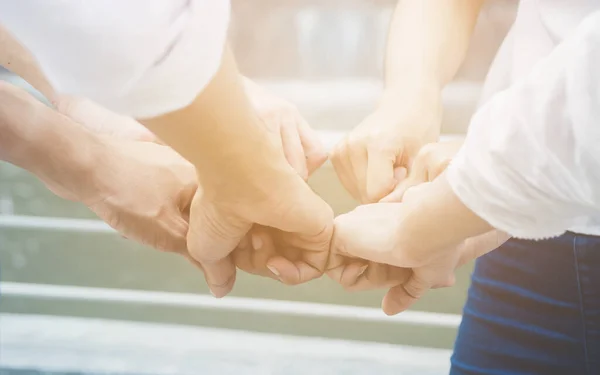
[0,1,414,296]
[0,0,348,298]
[329,0,600,373]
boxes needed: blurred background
[0,1,516,374]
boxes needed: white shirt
[447,0,600,239]
[0,0,230,119]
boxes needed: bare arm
[382,0,484,104]
[142,47,293,193]
[0,81,100,201]
[331,0,485,203]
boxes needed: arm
[382,0,484,104]
[334,11,600,314]
[0,1,289,190]
[0,1,333,296]
[330,0,484,203]
[0,81,99,202]
[0,81,196,254]
[142,47,298,192]
[0,25,154,141]
[445,10,600,240]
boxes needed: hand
[381,222,510,315]
[381,138,464,202]
[140,49,334,297]
[50,138,197,253]
[231,224,334,286]
[331,89,442,203]
[187,168,334,295]
[243,77,327,180]
[325,139,463,293]
[332,176,502,315]
[193,79,330,288]
[0,81,195,254]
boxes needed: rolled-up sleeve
[447,11,600,240]
[0,0,230,118]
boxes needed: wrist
[371,85,443,143]
[399,175,492,265]
[20,120,104,203]
[0,83,105,203]
[379,77,442,113]
[194,130,298,201]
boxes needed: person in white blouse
[329,0,600,373]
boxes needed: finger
[457,230,510,267]
[250,229,287,280]
[231,235,256,275]
[268,231,332,285]
[379,153,429,203]
[381,273,429,315]
[326,261,368,289]
[379,167,409,203]
[297,117,328,176]
[280,116,309,180]
[366,148,398,202]
[332,204,404,266]
[187,195,251,298]
[265,255,320,285]
[427,157,451,181]
[348,144,370,203]
[337,263,411,292]
[157,212,189,254]
[393,166,408,183]
[331,142,361,201]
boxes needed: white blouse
[448,1,600,239]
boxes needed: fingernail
[267,265,280,277]
[251,234,263,250]
[209,287,226,299]
[356,264,368,277]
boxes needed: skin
[330,0,485,204]
[0,81,197,254]
[332,140,509,315]
[1,24,330,296]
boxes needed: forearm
[142,47,292,192]
[447,11,600,240]
[0,83,100,202]
[381,0,483,105]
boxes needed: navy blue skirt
[451,233,600,375]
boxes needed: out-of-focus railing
[230,0,517,81]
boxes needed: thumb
[187,195,252,298]
[366,148,398,202]
[381,273,429,315]
[380,152,429,203]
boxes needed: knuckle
[308,150,328,165]
[404,276,428,299]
